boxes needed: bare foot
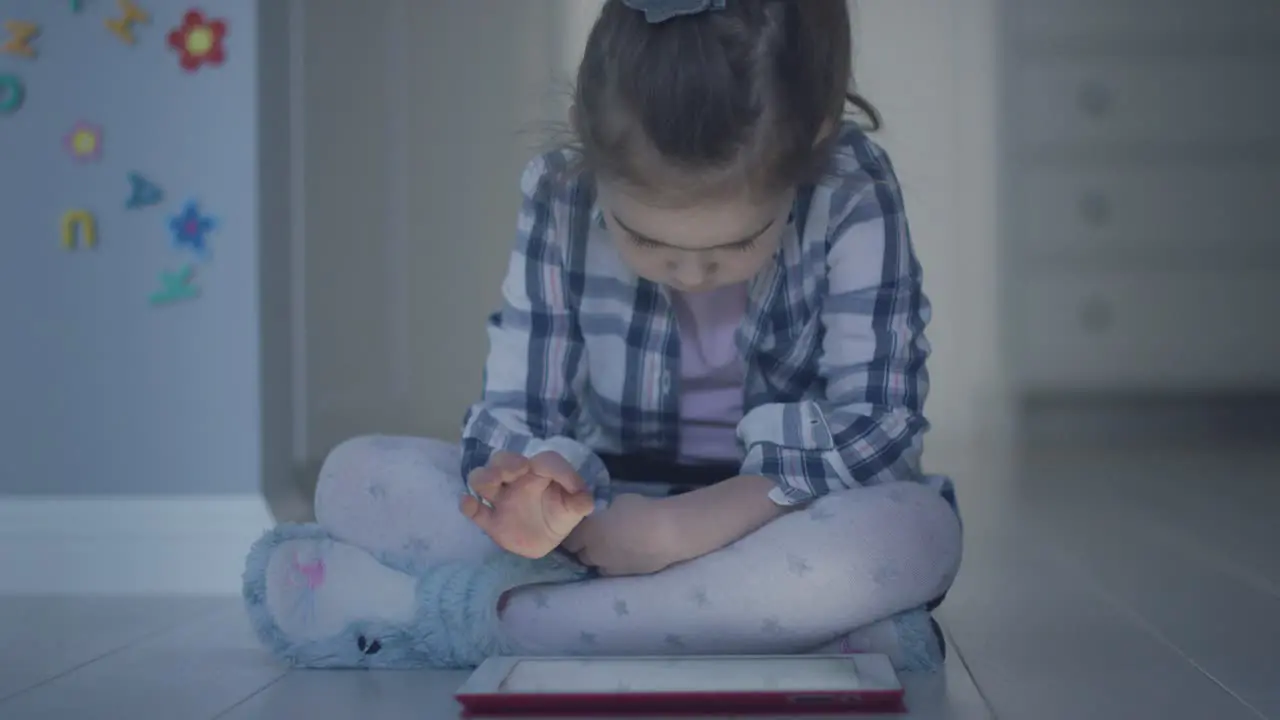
[460,451,595,559]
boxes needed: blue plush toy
[242,523,589,669]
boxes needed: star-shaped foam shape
[169,200,216,259]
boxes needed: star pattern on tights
[786,554,813,577]
[873,564,901,585]
[312,473,946,661]
[403,537,431,555]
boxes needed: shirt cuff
[736,401,857,506]
[522,436,612,502]
[461,414,612,503]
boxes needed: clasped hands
[459,451,680,576]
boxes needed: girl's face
[599,182,793,294]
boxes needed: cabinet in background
[999,0,1280,393]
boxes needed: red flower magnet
[167,9,226,72]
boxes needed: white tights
[312,436,962,659]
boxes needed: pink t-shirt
[669,283,749,463]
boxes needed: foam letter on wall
[125,172,163,209]
[105,0,149,45]
[149,265,199,306]
[1,20,39,58]
[0,74,23,115]
[61,210,97,250]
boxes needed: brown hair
[568,0,878,203]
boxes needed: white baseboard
[0,496,276,596]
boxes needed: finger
[528,451,586,494]
[544,486,594,540]
[564,490,596,518]
[561,531,586,554]
[458,494,496,532]
[466,467,501,502]
[471,452,532,501]
[468,465,520,503]
[489,451,529,478]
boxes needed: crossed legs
[247,436,961,670]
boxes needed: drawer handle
[1078,192,1112,226]
[1077,82,1114,118]
[1079,296,1113,334]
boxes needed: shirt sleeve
[459,154,611,496]
[737,139,931,506]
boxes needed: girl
[244,0,962,673]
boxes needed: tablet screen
[496,657,868,694]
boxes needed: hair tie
[621,0,726,24]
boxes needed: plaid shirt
[461,124,955,510]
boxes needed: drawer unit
[1000,0,1280,393]
[1011,166,1280,263]
[1013,0,1280,53]
[1012,58,1280,150]
[1013,269,1280,391]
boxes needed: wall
[851,0,1009,465]
[296,0,561,461]
[0,0,292,496]
[0,0,293,593]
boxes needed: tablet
[455,654,905,716]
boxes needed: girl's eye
[627,235,757,252]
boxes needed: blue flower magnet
[168,200,215,259]
[126,172,163,209]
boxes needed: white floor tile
[0,596,226,702]
[0,601,286,720]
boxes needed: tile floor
[1,442,1276,719]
